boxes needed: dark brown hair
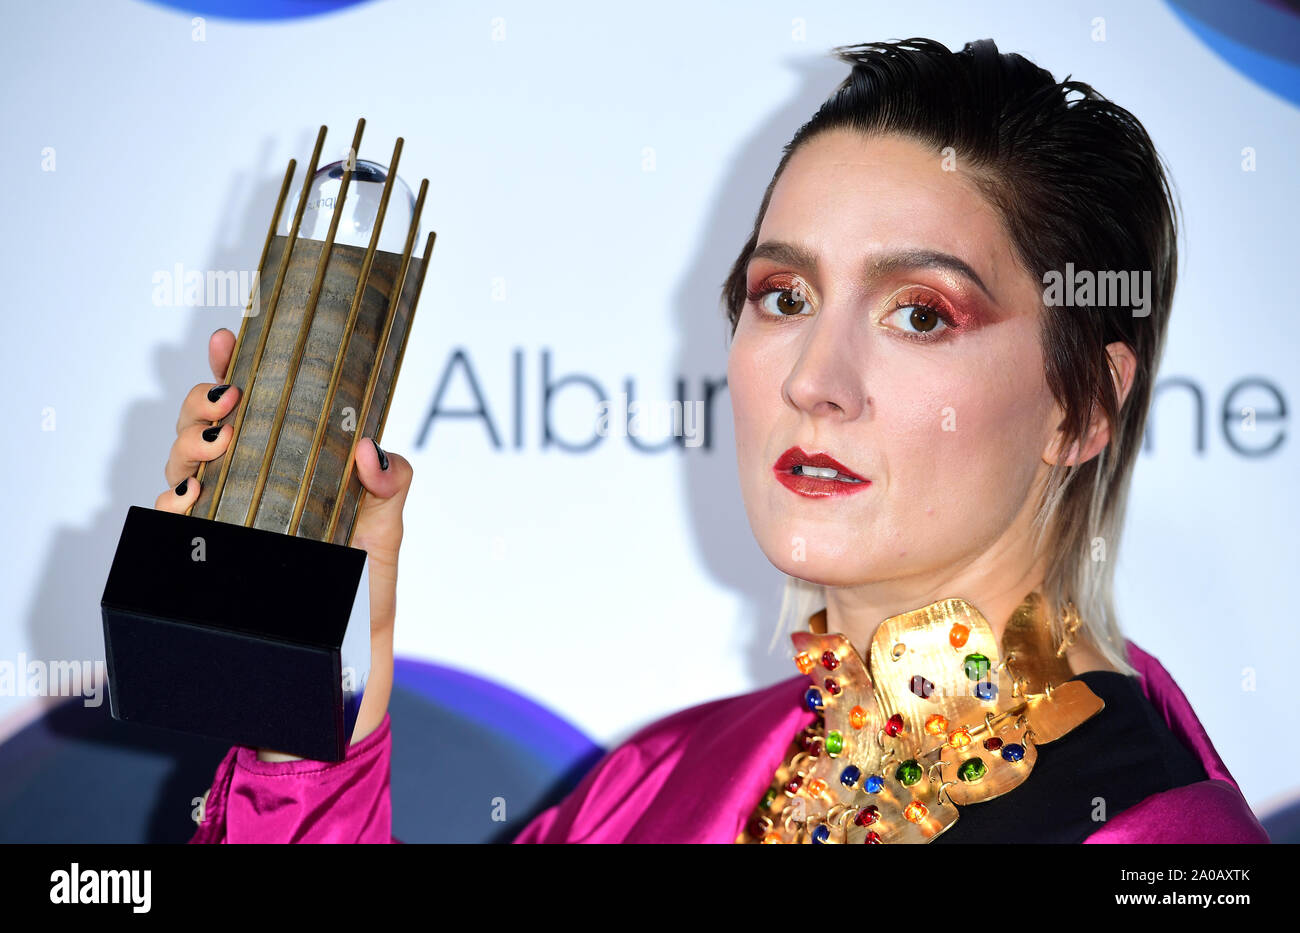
[724,38,1180,673]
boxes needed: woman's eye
[884,303,950,337]
[758,287,811,317]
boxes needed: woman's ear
[1043,342,1138,467]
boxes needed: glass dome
[282,158,418,255]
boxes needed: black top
[931,670,1208,843]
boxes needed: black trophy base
[100,505,369,762]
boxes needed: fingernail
[202,425,222,443]
[175,478,188,496]
[371,438,389,471]
[208,384,231,402]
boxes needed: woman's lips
[772,446,872,498]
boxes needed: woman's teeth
[792,464,863,483]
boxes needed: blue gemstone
[975,680,998,701]
[1002,743,1026,762]
[811,824,831,844]
[865,774,884,793]
[840,765,862,787]
[804,687,824,712]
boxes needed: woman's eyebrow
[871,248,997,303]
[750,241,997,304]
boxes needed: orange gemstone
[795,652,814,674]
[949,623,969,648]
[761,832,784,844]
[849,705,869,729]
[903,801,928,823]
[807,778,828,797]
[948,728,972,749]
[924,714,948,735]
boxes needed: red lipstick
[773,446,872,498]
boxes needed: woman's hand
[155,327,413,760]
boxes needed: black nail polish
[175,478,188,496]
[202,425,222,443]
[371,438,389,471]
[208,384,231,402]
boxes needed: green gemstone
[957,757,987,783]
[895,759,922,786]
[760,788,777,809]
[963,652,991,681]
[826,730,844,756]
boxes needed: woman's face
[728,129,1063,589]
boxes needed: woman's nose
[781,307,868,422]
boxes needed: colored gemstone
[761,832,783,844]
[854,805,880,826]
[749,815,770,837]
[924,714,948,735]
[1002,743,1026,763]
[850,705,869,729]
[863,831,882,844]
[825,730,844,756]
[800,732,818,752]
[885,713,904,737]
[865,775,885,794]
[821,650,840,671]
[824,678,841,696]
[975,680,998,702]
[983,736,1004,751]
[794,651,814,674]
[949,622,970,648]
[910,675,935,698]
[903,801,928,823]
[804,687,824,712]
[760,788,777,809]
[840,765,862,787]
[948,728,972,749]
[807,777,828,797]
[784,777,803,795]
[807,737,824,758]
[811,824,831,844]
[895,759,923,786]
[963,652,991,681]
[957,757,987,782]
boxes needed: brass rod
[374,230,436,442]
[243,117,366,528]
[325,180,429,543]
[288,135,404,537]
[188,156,295,516]
[205,124,328,520]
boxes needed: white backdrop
[1,0,1296,823]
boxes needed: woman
[170,38,1268,844]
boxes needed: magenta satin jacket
[188,640,1269,844]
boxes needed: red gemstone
[784,777,803,795]
[910,675,935,699]
[807,738,824,758]
[885,713,904,737]
[983,737,1003,751]
[821,651,840,671]
[824,678,841,696]
[854,805,880,826]
[864,831,882,844]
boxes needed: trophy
[100,120,434,760]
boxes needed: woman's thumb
[356,437,412,505]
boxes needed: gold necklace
[737,590,1103,843]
